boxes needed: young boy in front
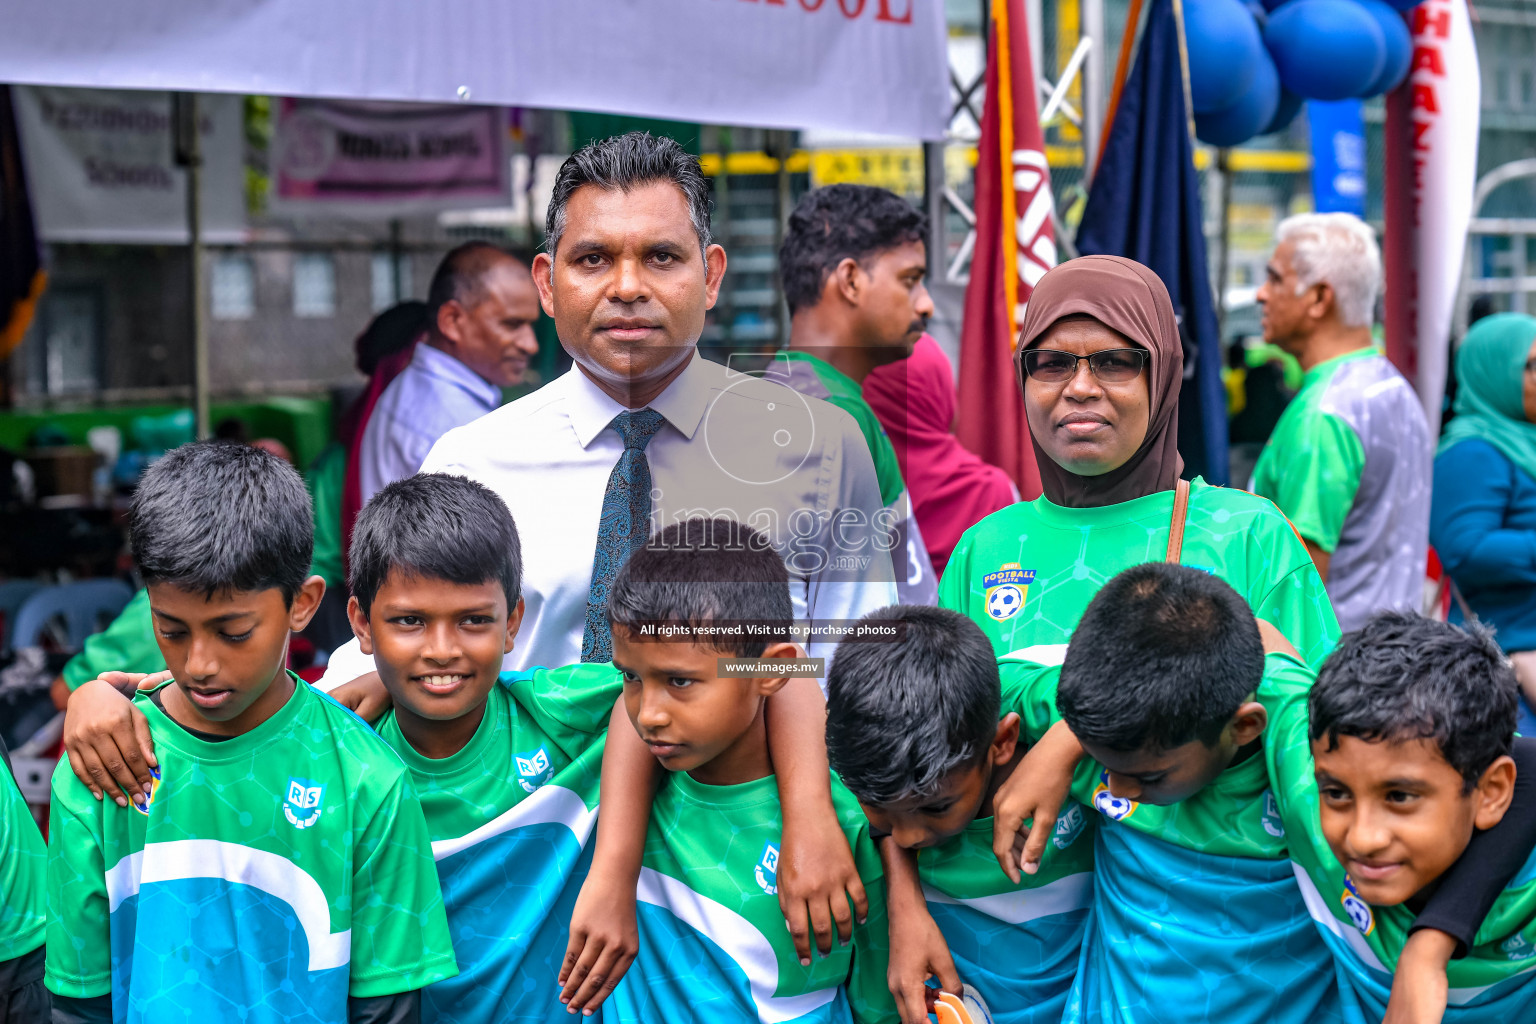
[599,517,896,1024]
[345,473,622,1022]
[44,441,457,1024]
[998,563,1527,1024]
[824,605,1094,1024]
[1265,612,1536,1021]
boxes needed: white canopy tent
[3,0,950,433]
[0,0,950,140]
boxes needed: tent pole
[1214,147,1233,338]
[175,92,210,440]
[923,141,946,282]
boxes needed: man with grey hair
[1250,212,1431,631]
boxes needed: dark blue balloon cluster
[1185,0,1416,146]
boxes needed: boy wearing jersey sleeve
[0,738,47,1024]
[343,473,623,1023]
[824,605,1093,1024]
[45,441,456,1024]
[1265,613,1536,1022]
[600,517,896,1024]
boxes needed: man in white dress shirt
[322,132,897,682]
[356,241,541,503]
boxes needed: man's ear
[992,712,1022,767]
[1474,754,1518,830]
[287,576,326,634]
[504,597,526,655]
[346,594,375,656]
[754,641,800,698]
[436,298,467,346]
[832,256,863,306]
[531,252,557,317]
[1229,700,1268,747]
[1307,282,1336,323]
[703,244,727,309]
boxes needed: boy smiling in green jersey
[1264,613,1536,1022]
[45,441,457,1024]
[345,473,624,1023]
[598,517,896,1024]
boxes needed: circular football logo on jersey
[986,585,1023,621]
[1340,876,1375,935]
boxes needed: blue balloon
[1379,0,1423,11]
[1263,87,1305,135]
[1195,51,1282,146]
[1185,0,1266,114]
[1356,0,1413,95]
[1265,0,1386,101]
[1259,0,1289,10]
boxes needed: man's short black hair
[355,300,428,376]
[349,473,522,617]
[425,241,523,327]
[607,517,789,658]
[1058,563,1265,751]
[1311,612,1517,791]
[545,132,712,261]
[826,605,1000,805]
[779,184,928,316]
[130,440,312,604]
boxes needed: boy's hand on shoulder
[992,720,1083,883]
[559,873,639,1016]
[1383,928,1455,1024]
[63,675,163,807]
[881,840,960,1024]
[778,799,868,964]
[327,671,392,724]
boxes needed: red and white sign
[0,0,949,141]
[1383,0,1479,430]
[272,99,509,217]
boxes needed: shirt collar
[411,343,502,410]
[563,348,713,449]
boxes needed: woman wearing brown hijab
[937,255,1338,667]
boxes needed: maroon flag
[957,0,1054,499]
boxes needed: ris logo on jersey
[283,777,326,830]
[754,842,780,896]
[1053,803,1087,849]
[515,747,553,794]
[1502,933,1536,961]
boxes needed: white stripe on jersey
[922,870,1093,924]
[104,839,351,971]
[636,866,837,1024]
[430,783,596,862]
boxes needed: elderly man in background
[357,240,541,503]
[1249,212,1431,631]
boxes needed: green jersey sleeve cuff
[45,968,111,1001]
[348,952,459,999]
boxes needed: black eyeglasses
[1021,348,1149,383]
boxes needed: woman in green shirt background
[939,255,1339,669]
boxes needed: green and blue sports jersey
[608,769,896,1024]
[909,662,1096,1024]
[782,350,937,605]
[1000,654,1344,1024]
[374,664,620,1024]
[60,589,166,692]
[1264,651,1536,1021]
[45,676,457,1022]
[940,478,1340,671]
[0,758,45,962]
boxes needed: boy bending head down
[594,517,897,1024]
[826,605,1093,1024]
[44,441,456,1023]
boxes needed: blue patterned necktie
[581,409,667,662]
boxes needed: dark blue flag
[1076,0,1228,484]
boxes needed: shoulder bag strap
[1165,478,1191,564]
